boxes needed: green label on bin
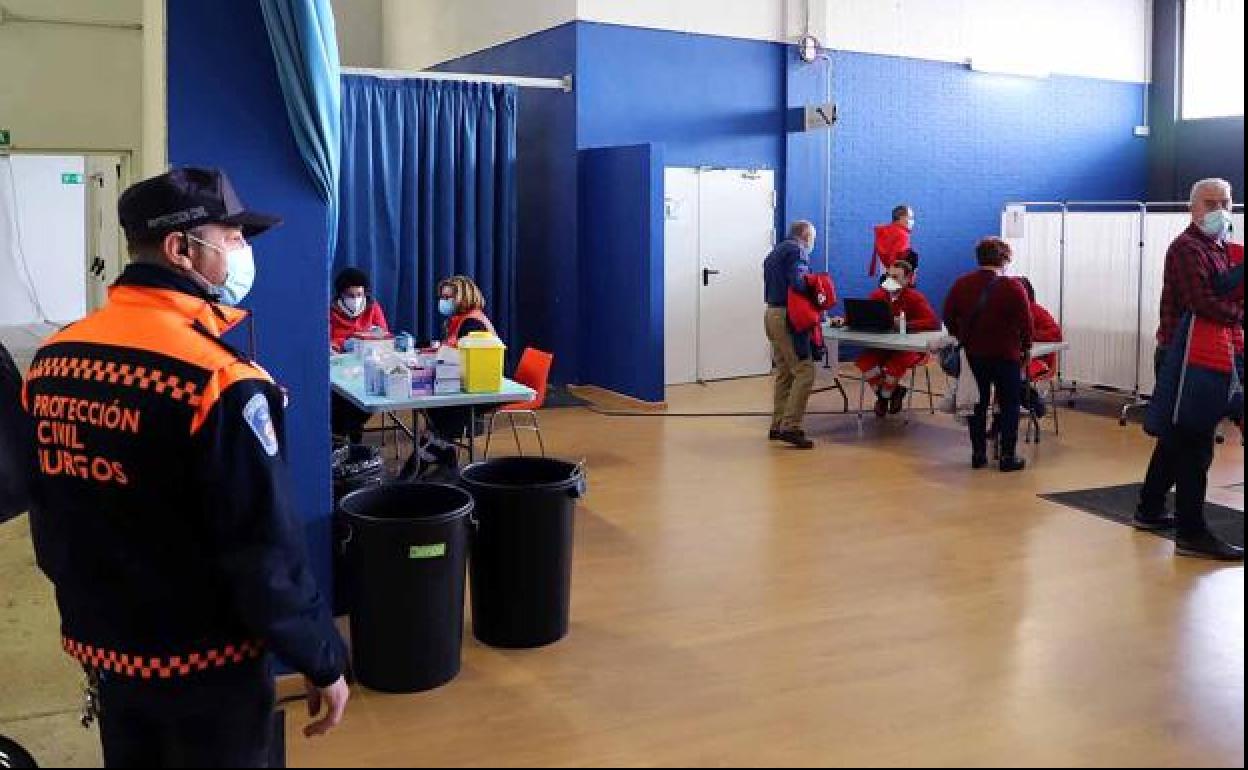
[409,543,447,559]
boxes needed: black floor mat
[542,385,589,409]
[1041,482,1244,547]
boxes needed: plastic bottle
[362,348,384,396]
[898,311,908,335]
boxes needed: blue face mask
[188,234,255,306]
[438,298,455,317]
[1200,208,1233,240]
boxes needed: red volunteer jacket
[868,286,940,332]
[330,300,389,351]
[788,273,837,348]
[870,222,911,277]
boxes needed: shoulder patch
[242,393,280,457]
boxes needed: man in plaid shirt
[1135,177,1244,560]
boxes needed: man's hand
[304,676,349,738]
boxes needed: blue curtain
[260,0,342,251]
[335,76,518,347]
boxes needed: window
[1181,0,1245,120]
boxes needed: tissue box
[352,334,394,360]
[384,367,412,400]
[435,364,462,381]
[436,346,461,365]
[434,378,462,395]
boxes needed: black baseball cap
[118,167,282,242]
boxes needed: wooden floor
[2,367,1243,767]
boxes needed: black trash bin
[338,482,473,693]
[0,735,37,769]
[460,458,586,648]
[332,444,386,616]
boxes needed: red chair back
[504,348,553,410]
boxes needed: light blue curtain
[260,0,342,252]
[335,76,518,348]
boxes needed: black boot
[999,455,1026,472]
[1175,530,1245,561]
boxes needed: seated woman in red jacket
[855,260,941,417]
[330,268,390,443]
[330,267,390,352]
[1017,277,1062,380]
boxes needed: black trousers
[331,392,371,443]
[1138,347,1218,533]
[98,660,275,768]
[967,355,1023,459]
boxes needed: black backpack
[0,342,33,524]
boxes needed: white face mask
[905,217,916,229]
[340,296,366,318]
[881,277,903,293]
[188,234,255,306]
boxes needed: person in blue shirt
[763,221,816,448]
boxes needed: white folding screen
[1061,212,1142,391]
[1005,204,1246,398]
[1002,210,1063,314]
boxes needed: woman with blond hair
[419,275,499,479]
[437,275,496,346]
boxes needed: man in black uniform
[22,168,349,767]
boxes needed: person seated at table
[421,276,499,479]
[330,267,390,443]
[438,275,496,345]
[330,267,390,352]
[1017,277,1062,378]
[854,260,940,417]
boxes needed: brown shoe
[776,429,814,449]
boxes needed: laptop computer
[845,298,895,333]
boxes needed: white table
[821,326,954,353]
[331,355,535,471]
[821,325,1070,431]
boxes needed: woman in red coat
[330,267,390,352]
[854,260,940,417]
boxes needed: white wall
[814,0,1151,83]
[333,0,385,68]
[578,0,788,43]
[376,0,1149,83]
[381,0,576,70]
[0,0,143,154]
[141,0,167,177]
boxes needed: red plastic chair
[484,348,553,457]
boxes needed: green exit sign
[0,129,11,148]
[61,173,83,185]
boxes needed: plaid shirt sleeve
[1166,237,1243,328]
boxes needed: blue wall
[437,22,1150,398]
[576,23,787,172]
[433,25,579,382]
[808,51,1150,312]
[168,1,333,596]
[578,145,665,402]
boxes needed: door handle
[702,268,721,286]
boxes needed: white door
[696,169,775,381]
[86,155,125,313]
[663,168,700,385]
[0,154,88,324]
[663,168,776,384]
